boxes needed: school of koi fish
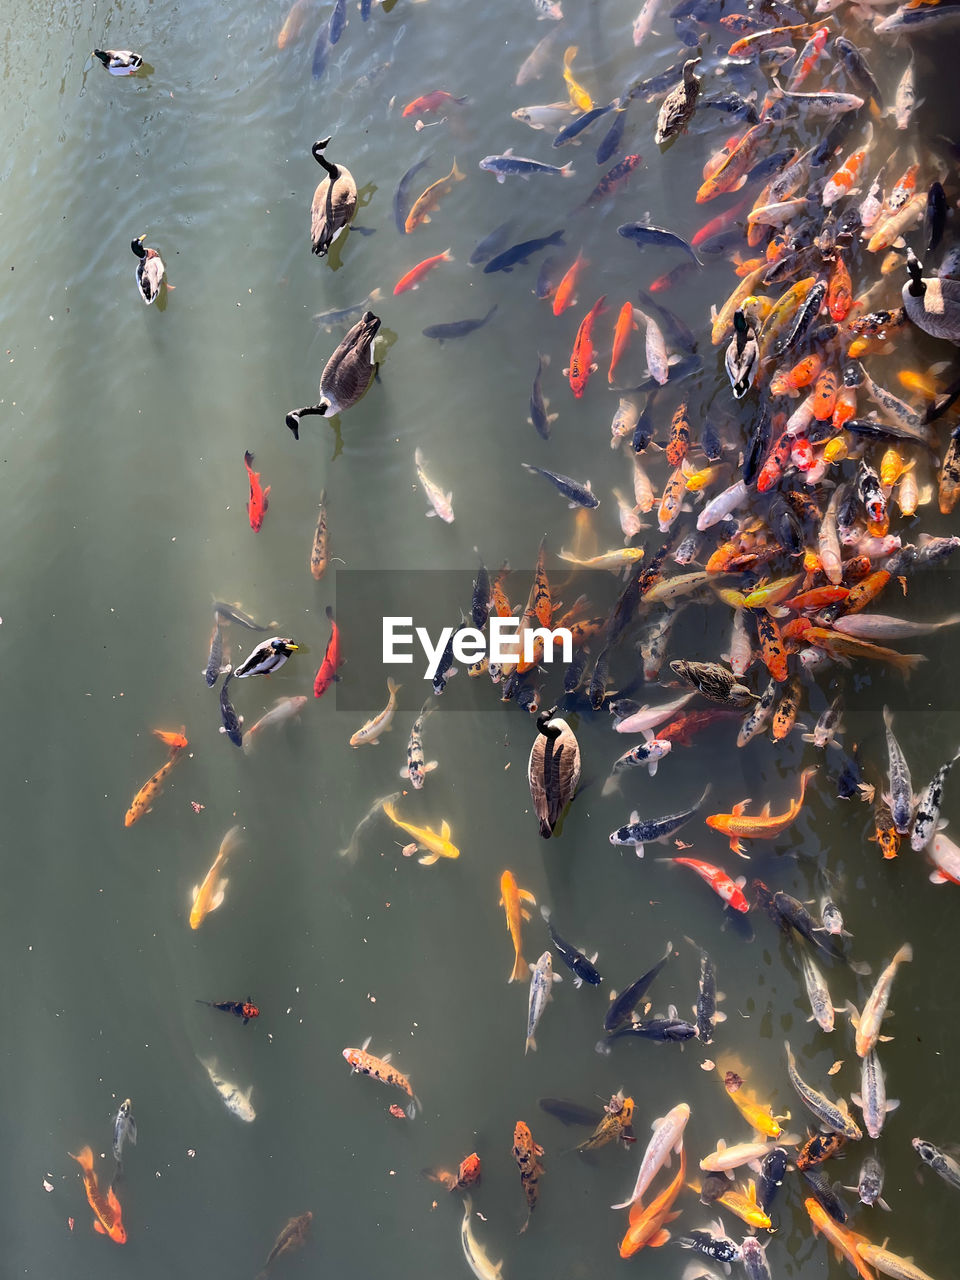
[68,0,960,1274]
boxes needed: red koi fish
[313,606,342,698]
[152,727,189,753]
[394,249,454,295]
[402,90,468,117]
[564,295,606,398]
[70,1146,126,1243]
[664,857,750,911]
[243,451,270,532]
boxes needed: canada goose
[310,136,358,257]
[654,58,701,146]
[285,311,380,437]
[94,49,143,75]
[903,250,960,344]
[724,307,759,399]
[130,235,165,304]
[528,709,581,838]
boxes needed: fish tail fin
[243,449,254,468]
[442,248,455,262]
[893,651,926,679]
[510,951,528,983]
[525,1034,536,1054]
[387,677,401,695]
[69,1145,94,1172]
[561,162,576,177]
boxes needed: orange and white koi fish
[564,295,606,397]
[500,870,537,982]
[343,1036,420,1117]
[70,1146,127,1243]
[189,824,242,930]
[822,129,873,207]
[706,767,816,856]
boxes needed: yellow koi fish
[706,767,816,857]
[718,1065,789,1138]
[562,46,594,111]
[189,825,241,930]
[382,800,460,865]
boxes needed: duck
[724,306,760,399]
[130,235,165,304]
[94,48,143,75]
[654,57,701,147]
[902,249,960,345]
[527,709,581,839]
[310,136,358,257]
[233,637,300,678]
[285,310,381,437]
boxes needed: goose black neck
[312,139,339,180]
[906,256,925,299]
[536,713,562,740]
[285,405,326,440]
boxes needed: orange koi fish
[870,798,900,860]
[530,536,552,627]
[425,1151,482,1191]
[243,451,270,533]
[666,401,692,467]
[844,569,890,614]
[577,1092,636,1151]
[658,465,686,533]
[500,870,537,983]
[313,606,342,698]
[770,353,821,398]
[553,250,587,316]
[70,1146,126,1244]
[827,253,852,321]
[343,1037,420,1116]
[706,767,816,856]
[802,627,924,676]
[393,249,454,295]
[785,586,849,612]
[513,1121,545,1231]
[697,121,775,202]
[727,21,819,55]
[124,752,184,828]
[608,301,638,382]
[152,727,188,753]
[405,162,465,232]
[564,295,606,398]
[619,1145,686,1258]
[402,91,468,117]
[277,0,314,49]
[805,1197,876,1280]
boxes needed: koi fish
[349,678,401,746]
[381,799,459,865]
[425,1152,482,1192]
[242,696,308,752]
[706,767,816,856]
[196,997,260,1024]
[415,447,455,522]
[784,1041,862,1139]
[112,1098,137,1166]
[562,46,593,112]
[69,1146,126,1243]
[526,950,561,1052]
[309,491,328,580]
[124,753,183,828]
[513,1121,545,1230]
[553,250,587,316]
[198,1056,256,1121]
[500,870,537,982]
[343,1036,419,1117]
[577,1092,635,1151]
[609,301,638,382]
[666,857,749,911]
[256,1212,313,1280]
[619,1146,687,1258]
[394,249,454,295]
[847,943,912,1057]
[189,825,242,930]
[402,91,468,118]
[460,1196,503,1280]
[313,607,342,699]
[243,451,269,532]
[805,1198,875,1280]
[565,295,606,397]
[152,727,188,752]
[719,1066,785,1137]
[612,1102,690,1209]
[405,162,465,232]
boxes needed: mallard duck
[724,307,759,399]
[233,637,300,678]
[285,310,381,436]
[131,235,165,304]
[527,709,581,839]
[310,136,358,257]
[654,57,701,146]
[94,49,143,75]
[902,250,960,344]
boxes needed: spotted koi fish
[342,1037,420,1117]
[513,1121,545,1231]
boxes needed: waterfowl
[903,250,960,344]
[724,307,760,399]
[285,310,381,437]
[130,235,165,304]
[310,136,358,257]
[233,637,300,678]
[528,709,581,838]
[654,57,701,146]
[94,49,143,75]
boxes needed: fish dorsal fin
[667,1004,678,1018]
[630,811,640,825]
[761,800,772,817]
[361,1036,372,1052]
[716,1138,727,1153]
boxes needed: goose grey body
[310,137,358,257]
[286,311,381,435]
[903,250,960,343]
[527,710,581,837]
